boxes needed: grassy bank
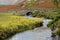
[33,11,60,20]
[0,13,43,40]
[32,9,60,35]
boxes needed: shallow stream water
[9,15,58,40]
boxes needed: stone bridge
[15,8,54,15]
[0,8,55,15]
[16,9,37,15]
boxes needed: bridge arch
[26,11,32,16]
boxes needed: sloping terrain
[0,0,60,11]
[0,0,26,10]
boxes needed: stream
[9,15,58,40]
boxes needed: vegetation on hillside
[52,0,60,8]
[26,0,38,9]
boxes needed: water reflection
[52,37,57,40]
[57,36,60,40]
[50,35,60,40]
[45,36,60,40]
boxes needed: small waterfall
[43,19,52,27]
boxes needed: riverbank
[0,13,43,40]
[9,27,51,40]
[32,10,60,35]
[9,19,52,40]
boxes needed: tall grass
[0,13,43,40]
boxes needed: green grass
[0,13,43,40]
[33,11,60,20]
[32,10,60,35]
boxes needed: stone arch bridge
[14,8,54,15]
[0,8,54,15]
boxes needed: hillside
[0,0,26,11]
[0,0,60,11]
